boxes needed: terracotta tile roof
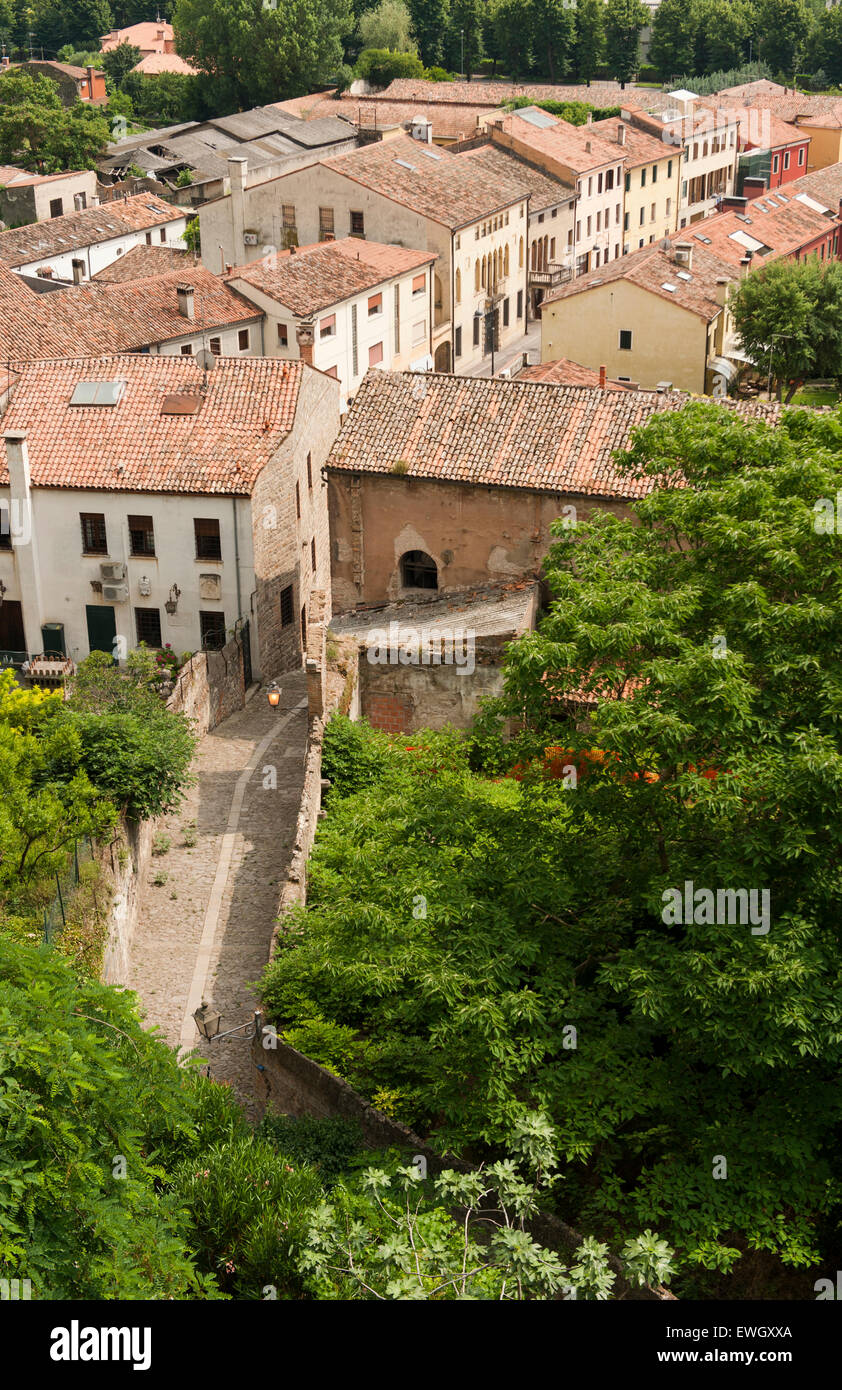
[490,108,625,175]
[321,135,529,227]
[517,357,636,390]
[92,244,196,282]
[0,354,306,495]
[543,242,735,320]
[349,79,654,108]
[282,94,495,141]
[42,268,260,354]
[133,52,199,76]
[0,165,92,187]
[226,237,436,316]
[681,195,836,265]
[0,194,183,267]
[701,102,808,152]
[786,164,842,210]
[325,370,781,499]
[100,21,175,51]
[453,142,575,210]
[589,115,675,166]
[0,262,82,360]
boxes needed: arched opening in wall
[434,340,450,372]
[400,550,438,590]
[455,268,461,303]
[474,259,480,291]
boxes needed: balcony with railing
[528,262,572,289]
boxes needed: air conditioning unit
[102,582,129,603]
[100,561,126,581]
[243,230,259,246]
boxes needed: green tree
[529,0,574,82]
[490,0,534,80]
[34,0,113,53]
[173,0,354,111]
[446,0,483,77]
[648,0,699,80]
[755,0,810,75]
[730,259,842,400]
[693,0,754,74]
[0,70,110,170]
[355,45,423,81]
[604,0,647,82]
[357,0,415,50]
[101,39,141,88]
[573,0,605,82]
[407,0,449,66]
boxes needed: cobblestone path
[126,672,308,1118]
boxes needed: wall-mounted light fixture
[164,583,182,615]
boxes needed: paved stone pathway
[126,672,308,1119]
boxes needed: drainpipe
[450,228,456,371]
[232,496,242,621]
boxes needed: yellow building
[540,240,737,394]
[590,116,681,252]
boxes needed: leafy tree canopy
[730,258,842,401]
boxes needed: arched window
[504,245,509,277]
[481,255,486,289]
[455,268,461,303]
[474,259,480,291]
[519,236,524,268]
[401,550,438,590]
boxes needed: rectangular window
[368,341,383,367]
[351,302,358,375]
[180,343,192,356]
[455,325,462,357]
[624,172,630,192]
[597,171,603,194]
[307,452,312,489]
[80,512,107,555]
[411,273,426,296]
[278,322,288,346]
[393,285,399,355]
[798,147,805,165]
[368,292,382,316]
[773,154,780,173]
[576,220,581,240]
[596,211,601,232]
[473,314,480,346]
[199,611,226,650]
[624,211,629,230]
[318,207,334,239]
[160,229,166,244]
[651,203,656,221]
[319,314,336,339]
[295,480,300,520]
[666,197,672,215]
[194,517,221,561]
[503,297,509,327]
[145,232,152,246]
[128,514,155,557]
[639,207,645,225]
[280,585,294,626]
[641,168,646,187]
[667,159,673,176]
[652,164,657,183]
[517,288,523,318]
[135,607,162,647]
[282,204,296,229]
[783,151,790,170]
[619,329,633,350]
[310,537,316,570]
[350,210,365,237]
[238,328,250,351]
[411,318,426,345]
[49,197,63,218]
[209,336,221,356]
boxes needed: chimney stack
[71,258,84,284]
[673,241,693,270]
[617,124,626,145]
[296,320,315,367]
[585,140,592,153]
[740,254,752,278]
[176,282,195,319]
[599,364,607,389]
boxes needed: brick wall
[360,637,509,732]
[250,368,339,681]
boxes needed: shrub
[355,47,424,86]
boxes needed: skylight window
[694,233,711,243]
[661,282,677,291]
[676,270,692,280]
[735,213,753,224]
[70,380,126,406]
[394,158,416,171]
[419,147,442,160]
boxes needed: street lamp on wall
[266,681,281,709]
[192,1000,263,1044]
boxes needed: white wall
[0,485,254,662]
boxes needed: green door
[85,604,116,655]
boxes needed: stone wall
[166,629,246,734]
[269,717,325,954]
[252,1035,672,1301]
[359,636,509,733]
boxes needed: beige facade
[541,278,726,393]
[622,145,681,251]
[200,157,528,374]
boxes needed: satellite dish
[195,349,217,371]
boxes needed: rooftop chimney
[617,124,626,145]
[740,254,752,278]
[673,241,693,270]
[176,282,195,319]
[599,364,607,389]
[585,140,592,154]
[71,257,84,284]
[296,320,315,367]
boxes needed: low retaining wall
[167,631,246,734]
[252,1035,671,1301]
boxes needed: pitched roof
[703,102,809,151]
[543,241,735,320]
[453,142,575,210]
[325,370,780,499]
[42,268,260,354]
[0,262,82,360]
[517,357,636,390]
[227,238,436,316]
[320,134,529,227]
[0,165,93,188]
[0,355,307,495]
[589,115,675,167]
[681,194,836,265]
[273,93,495,141]
[100,20,174,51]
[490,108,625,175]
[0,193,182,267]
[786,164,842,210]
[133,51,199,76]
[92,244,195,282]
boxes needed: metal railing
[42,836,95,944]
